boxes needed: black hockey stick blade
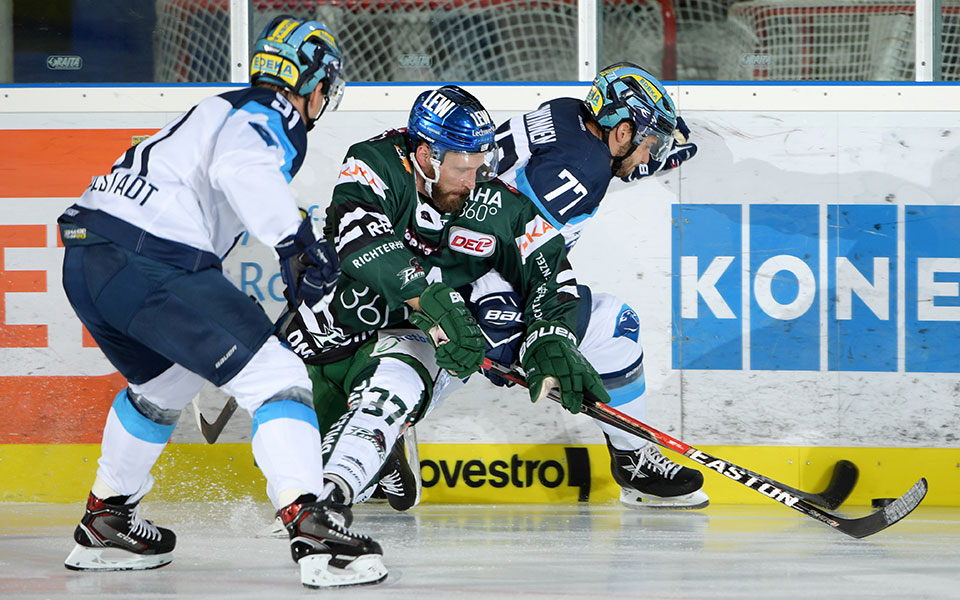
[198,397,238,444]
[735,458,859,511]
[808,459,859,510]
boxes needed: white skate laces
[318,482,355,533]
[378,470,404,497]
[127,504,161,541]
[629,446,683,481]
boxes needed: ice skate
[606,435,709,509]
[377,427,421,511]
[278,489,387,588]
[263,480,356,539]
[64,492,176,571]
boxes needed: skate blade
[621,488,710,510]
[300,553,388,588]
[64,544,172,571]
[404,425,423,508]
[255,516,287,539]
[353,483,379,505]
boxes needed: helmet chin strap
[606,123,638,177]
[609,141,637,177]
[411,153,442,201]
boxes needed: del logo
[515,215,558,263]
[448,226,495,257]
[420,447,591,500]
[674,203,960,373]
[337,157,388,199]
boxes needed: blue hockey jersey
[496,97,613,249]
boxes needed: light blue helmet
[584,62,677,162]
[250,16,344,116]
[407,85,499,181]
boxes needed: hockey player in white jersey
[57,16,387,588]
[469,63,707,509]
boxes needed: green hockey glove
[409,282,485,378]
[518,321,610,414]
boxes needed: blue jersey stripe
[514,166,565,231]
[251,399,319,438]
[605,373,646,407]
[232,102,299,182]
[111,389,176,444]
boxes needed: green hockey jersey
[291,129,580,364]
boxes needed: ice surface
[2,502,958,599]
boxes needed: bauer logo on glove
[518,320,609,414]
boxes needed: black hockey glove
[409,282,485,378]
[518,321,609,415]
[622,116,697,182]
[276,218,341,311]
[471,291,524,387]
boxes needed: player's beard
[615,148,646,179]
[431,182,471,214]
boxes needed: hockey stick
[192,396,238,444]
[191,308,298,444]
[481,358,927,539]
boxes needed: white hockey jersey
[75,87,307,258]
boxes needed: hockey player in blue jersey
[469,63,707,509]
[57,16,387,588]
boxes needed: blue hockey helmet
[251,16,344,116]
[584,62,677,162]
[407,85,499,182]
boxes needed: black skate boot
[64,492,176,571]
[377,431,421,511]
[606,435,710,509]
[262,482,354,539]
[279,490,387,588]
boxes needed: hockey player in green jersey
[360,65,708,513]
[281,86,609,574]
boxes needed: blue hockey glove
[276,218,341,310]
[471,291,524,387]
[622,116,697,182]
[675,114,691,142]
